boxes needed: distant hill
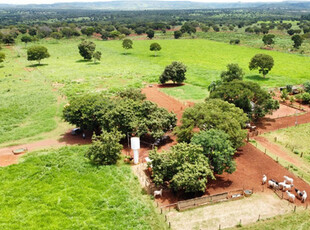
[0,1,310,10]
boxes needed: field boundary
[176,188,250,211]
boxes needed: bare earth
[166,193,294,230]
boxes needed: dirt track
[0,131,90,166]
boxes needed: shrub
[85,129,124,165]
[302,93,310,104]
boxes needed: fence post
[169,222,171,228]
[306,204,308,210]
[294,206,296,213]
[265,148,266,154]
[165,215,167,222]
[219,224,221,230]
[258,214,260,221]
[161,208,163,214]
[239,219,242,226]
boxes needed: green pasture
[1,37,310,144]
[231,210,310,230]
[0,146,166,230]
[264,123,310,167]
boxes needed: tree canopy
[122,38,133,50]
[149,143,214,194]
[249,53,274,77]
[292,35,303,49]
[210,80,279,119]
[27,45,50,64]
[176,99,247,148]
[150,43,161,57]
[220,63,244,82]
[85,129,124,165]
[146,29,155,39]
[191,129,236,175]
[63,91,176,140]
[93,51,101,63]
[21,35,33,47]
[262,34,275,46]
[78,41,96,60]
[159,61,187,84]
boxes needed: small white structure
[131,137,140,164]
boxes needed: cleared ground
[166,193,293,230]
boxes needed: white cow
[262,175,267,185]
[268,180,278,189]
[284,176,294,184]
[154,189,163,197]
[286,191,295,203]
[282,183,294,191]
[279,181,286,190]
[302,191,307,203]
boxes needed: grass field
[231,210,310,230]
[1,36,310,144]
[0,146,166,229]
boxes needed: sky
[0,0,287,5]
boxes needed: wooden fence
[177,189,247,211]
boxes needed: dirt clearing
[166,193,294,230]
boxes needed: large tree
[220,63,244,82]
[249,54,274,77]
[292,35,303,49]
[63,92,176,140]
[210,80,279,119]
[78,41,96,60]
[191,129,236,175]
[175,99,247,148]
[160,61,187,84]
[2,34,15,45]
[21,35,33,47]
[174,30,182,39]
[146,29,155,39]
[150,43,161,57]
[122,39,133,54]
[85,129,124,165]
[27,46,50,65]
[262,34,275,46]
[149,143,214,194]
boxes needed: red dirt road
[142,84,194,125]
[0,132,91,166]
[256,112,310,134]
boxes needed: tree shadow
[0,65,3,69]
[158,83,185,88]
[245,75,270,81]
[149,54,161,57]
[76,59,92,63]
[121,52,133,55]
[27,63,48,67]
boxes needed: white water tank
[131,137,140,164]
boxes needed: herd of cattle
[262,175,307,203]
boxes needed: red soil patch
[0,131,91,167]
[265,104,304,119]
[142,84,194,125]
[256,112,310,134]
